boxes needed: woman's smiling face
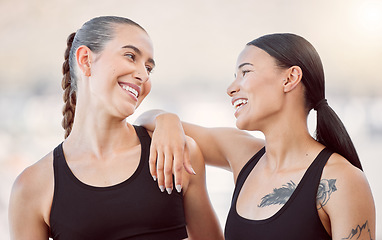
[86,24,155,118]
[227,45,286,131]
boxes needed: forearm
[135,109,180,131]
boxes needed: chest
[66,146,142,187]
[225,149,333,240]
[50,158,186,239]
[236,168,307,220]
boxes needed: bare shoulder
[13,152,54,188]
[321,152,372,204]
[322,153,369,188]
[10,151,54,208]
[185,136,204,170]
[9,151,55,238]
[320,153,375,239]
[181,136,205,190]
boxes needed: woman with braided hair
[8,16,223,240]
[136,33,375,239]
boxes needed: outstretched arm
[135,109,264,193]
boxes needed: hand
[149,113,195,194]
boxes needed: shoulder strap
[314,148,334,171]
[133,125,151,159]
[232,147,265,202]
[53,142,64,172]
[133,125,151,139]
[310,147,334,189]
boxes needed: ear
[76,45,92,77]
[283,66,302,93]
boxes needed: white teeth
[122,85,138,98]
[233,99,248,109]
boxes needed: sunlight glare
[357,0,382,32]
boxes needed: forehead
[109,24,154,57]
[236,45,275,68]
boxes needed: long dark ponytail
[247,33,362,170]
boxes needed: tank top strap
[52,142,65,176]
[232,147,265,202]
[312,147,334,171]
[306,147,334,194]
[133,125,151,142]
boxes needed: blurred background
[0,0,381,238]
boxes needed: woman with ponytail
[9,16,223,240]
[136,33,375,239]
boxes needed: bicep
[324,169,375,240]
[182,123,263,171]
[9,170,50,240]
[182,139,224,240]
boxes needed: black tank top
[224,147,333,240]
[50,125,187,240]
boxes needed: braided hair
[61,16,145,138]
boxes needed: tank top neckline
[233,147,328,224]
[56,125,147,191]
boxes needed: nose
[227,79,240,97]
[133,64,150,83]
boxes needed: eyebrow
[237,62,253,69]
[122,45,156,67]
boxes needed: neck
[64,104,136,159]
[261,110,322,171]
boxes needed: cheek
[136,80,152,107]
[142,80,152,98]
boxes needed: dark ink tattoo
[316,179,337,210]
[342,220,373,240]
[258,181,296,208]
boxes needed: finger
[183,144,196,175]
[164,149,174,194]
[156,152,165,192]
[149,145,158,181]
[173,149,183,193]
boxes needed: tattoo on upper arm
[342,220,372,240]
[258,181,296,208]
[316,178,337,210]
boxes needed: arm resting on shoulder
[135,109,264,190]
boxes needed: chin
[235,117,259,132]
[235,119,249,131]
[120,106,136,119]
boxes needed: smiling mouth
[233,99,248,110]
[119,82,141,100]
[121,85,139,98]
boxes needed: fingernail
[176,185,182,193]
[166,188,172,194]
[191,167,196,175]
[159,185,165,192]
[152,175,157,181]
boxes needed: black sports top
[50,125,188,240]
[224,147,333,240]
